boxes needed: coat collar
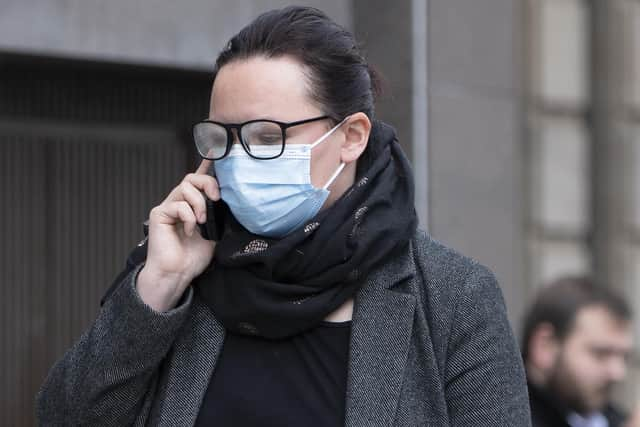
[157,242,417,426]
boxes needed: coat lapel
[154,244,417,427]
[344,245,417,427]
[156,299,225,426]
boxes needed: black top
[528,381,627,427]
[195,321,352,427]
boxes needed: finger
[201,176,220,202]
[153,201,197,236]
[179,181,207,223]
[195,158,213,175]
[173,201,197,237]
[184,173,220,202]
[165,174,220,203]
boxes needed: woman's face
[209,55,365,207]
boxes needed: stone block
[537,0,590,105]
[532,238,591,286]
[535,116,590,232]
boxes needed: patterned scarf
[194,120,417,339]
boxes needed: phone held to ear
[198,197,226,241]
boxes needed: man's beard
[546,358,613,415]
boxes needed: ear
[340,112,372,163]
[528,323,561,374]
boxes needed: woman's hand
[137,159,219,312]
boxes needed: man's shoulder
[527,382,571,427]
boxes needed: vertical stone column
[527,0,592,286]
[426,0,528,329]
[593,0,640,411]
[353,0,431,229]
[354,0,529,329]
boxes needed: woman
[37,6,531,426]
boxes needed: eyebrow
[588,344,634,355]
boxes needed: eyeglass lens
[194,121,285,159]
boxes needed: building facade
[0,0,637,424]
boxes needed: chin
[584,396,608,414]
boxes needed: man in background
[522,276,635,427]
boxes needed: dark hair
[212,6,382,121]
[521,276,632,361]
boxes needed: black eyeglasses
[193,115,333,160]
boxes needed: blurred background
[1,0,639,425]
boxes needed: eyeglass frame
[192,114,337,160]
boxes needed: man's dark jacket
[529,381,627,427]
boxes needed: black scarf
[194,120,417,339]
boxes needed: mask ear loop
[322,163,346,190]
[310,116,350,149]
[311,116,350,190]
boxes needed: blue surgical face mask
[214,120,347,238]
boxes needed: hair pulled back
[213,6,382,121]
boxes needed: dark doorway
[0,53,212,426]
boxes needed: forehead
[569,305,633,347]
[209,55,322,123]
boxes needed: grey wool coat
[37,230,532,426]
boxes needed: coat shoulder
[406,229,505,336]
[410,229,495,295]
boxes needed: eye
[243,121,283,146]
[589,346,614,361]
[255,133,283,145]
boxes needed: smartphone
[198,197,226,241]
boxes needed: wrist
[136,265,190,312]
